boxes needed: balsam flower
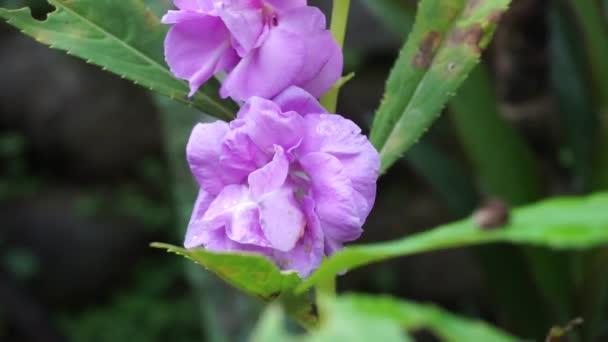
[162,0,343,101]
[185,87,380,277]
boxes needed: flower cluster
[184,88,379,277]
[162,0,342,101]
[163,1,380,277]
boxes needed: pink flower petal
[273,86,327,115]
[185,189,216,248]
[215,3,265,56]
[236,97,305,152]
[164,16,237,96]
[265,0,307,12]
[258,186,305,252]
[248,145,289,199]
[187,122,237,195]
[272,195,324,277]
[220,27,305,100]
[300,114,380,215]
[300,152,363,242]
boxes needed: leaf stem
[315,274,336,323]
[320,0,351,113]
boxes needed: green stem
[320,0,351,113]
[315,268,336,323]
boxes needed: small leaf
[0,0,238,120]
[151,243,301,301]
[252,294,516,342]
[369,0,510,173]
[298,192,608,292]
[151,243,317,329]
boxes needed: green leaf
[252,297,412,342]
[252,294,516,342]
[151,243,301,301]
[151,243,317,330]
[298,192,608,292]
[335,294,516,342]
[549,5,596,191]
[369,0,510,174]
[0,0,237,120]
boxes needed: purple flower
[185,87,380,277]
[162,0,343,101]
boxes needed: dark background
[0,0,600,341]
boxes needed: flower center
[289,168,311,201]
[262,2,279,26]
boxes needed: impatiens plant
[4,0,608,340]
[163,0,342,101]
[184,87,379,277]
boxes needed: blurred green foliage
[59,260,202,342]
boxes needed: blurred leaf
[3,248,38,280]
[143,0,172,17]
[252,297,412,342]
[405,142,479,217]
[568,0,608,189]
[450,66,567,331]
[549,5,596,191]
[60,260,202,342]
[0,0,237,120]
[362,0,414,38]
[335,294,516,342]
[369,0,510,174]
[253,294,517,342]
[250,305,296,342]
[152,243,317,329]
[298,192,608,292]
[449,65,542,204]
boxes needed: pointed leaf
[298,192,608,292]
[0,0,237,120]
[369,0,510,173]
[151,243,317,329]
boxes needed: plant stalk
[321,0,351,113]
